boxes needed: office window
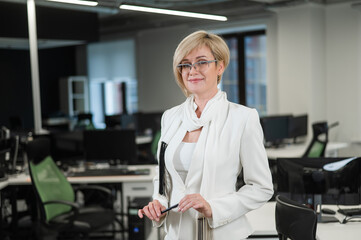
[220,31,267,116]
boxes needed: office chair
[275,195,317,240]
[104,114,121,129]
[302,122,328,158]
[302,121,339,158]
[26,138,120,239]
[74,113,95,130]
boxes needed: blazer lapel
[164,124,187,188]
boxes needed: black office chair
[26,137,121,239]
[275,195,317,240]
[302,122,329,158]
[303,121,339,158]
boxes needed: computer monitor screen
[277,157,361,205]
[135,112,163,134]
[260,115,292,147]
[288,114,308,140]
[83,129,137,164]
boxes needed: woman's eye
[198,61,208,66]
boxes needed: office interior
[1,0,361,239]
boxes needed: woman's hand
[138,199,166,222]
[178,194,212,218]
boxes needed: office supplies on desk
[338,208,361,216]
[321,208,336,215]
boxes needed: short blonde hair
[173,30,230,96]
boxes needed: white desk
[246,201,361,240]
[3,164,158,240]
[266,142,349,159]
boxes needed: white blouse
[173,142,196,182]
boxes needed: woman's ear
[217,61,225,76]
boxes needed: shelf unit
[59,76,89,117]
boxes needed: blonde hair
[173,30,230,96]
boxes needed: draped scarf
[182,90,226,132]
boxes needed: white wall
[268,2,361,142]
[270,3,327,140]
[87,39,136,80]
[325,3,361,141]
[136,25,190,112]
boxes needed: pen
[161,203,179,214]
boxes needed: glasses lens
[196,61,209,72]
[178,64,192,74]
[177,65,183,74]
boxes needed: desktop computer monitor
[288,114,308,142]
[83,129,137,164]
[277,157,361,207]
[260,115,292,147]
[134,112,163,135]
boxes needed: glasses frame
[177,60,217,74]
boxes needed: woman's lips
[188,78,203,83]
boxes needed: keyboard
[337,208,361,216]
[69,168,150,177]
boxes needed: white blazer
[152,99,274,239]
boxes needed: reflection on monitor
[277,157,361,206]
[83,129,137,164]
[288,114,308,143]
[260,115,292,147]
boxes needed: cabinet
[59,76,89,117]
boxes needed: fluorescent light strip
[120,4,227,21]
[47,0,98,6]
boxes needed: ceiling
[0,0,358,48]
[38,0,359,36]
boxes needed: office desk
[7,164,157,212]
[3,164,157,240]
[0,181,8,190]
[246,201,361,240]
[266,142,349,159]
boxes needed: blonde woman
[139,30,273,240]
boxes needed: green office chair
[151,130,161,158]
[275,195,317,240]
[27,138,120,239]
[74,113,95,130]
[303,122,328,158]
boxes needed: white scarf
[182,90,227,132]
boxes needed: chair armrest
[44,200,80,216]
[44,200,81,225]
[73,185,112,195]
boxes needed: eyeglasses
[177,60,217,74]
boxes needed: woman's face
[180,45,224,97]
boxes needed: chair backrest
[303,122,328,158]
[75,113,95,130]
[27,138,75,223]
[275,195,317,240]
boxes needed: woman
[138,30,273,239]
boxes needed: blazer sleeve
[207,109,274,228]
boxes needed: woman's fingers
[138,209,144,218]
[178,194,212,218]
[138,200,165,221]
